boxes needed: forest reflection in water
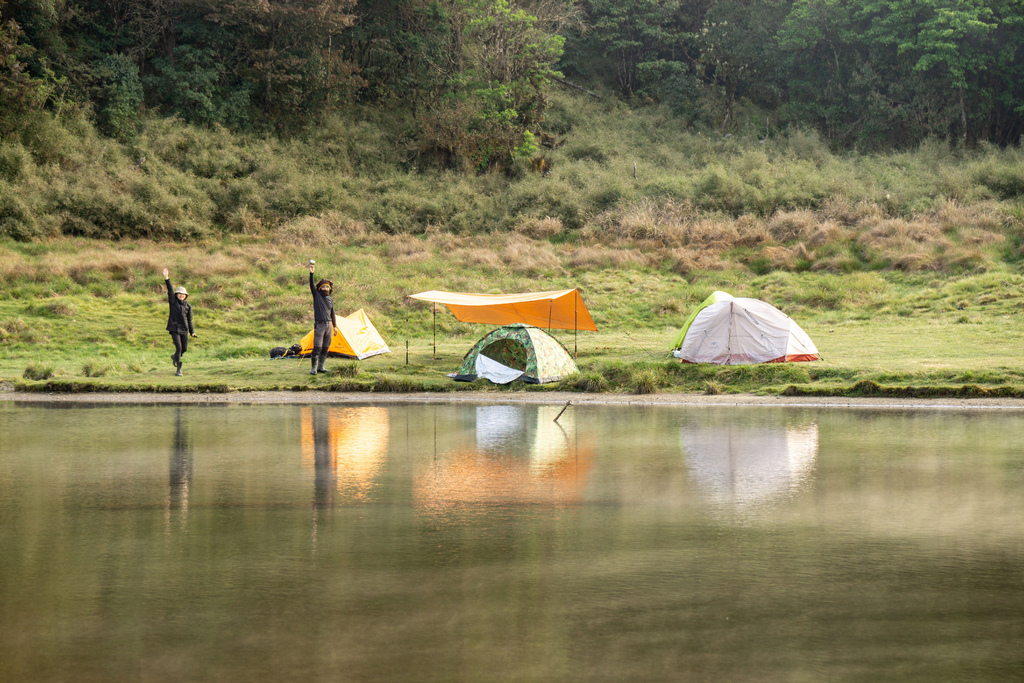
[1,401,1022,682]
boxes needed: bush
[0,184,42,240]
[23,363,55,380]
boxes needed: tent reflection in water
[672,291,819,365]
[450,324,579,384]
[300,406,390,504]
[415,404,593,512]
[682,421,819,509]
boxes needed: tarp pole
[405,299,409,365]
[548,300,553,333]
[574,291,578,357]
[432,302,436,360]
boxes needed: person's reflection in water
[312,406,335,510]
[166,406,193,534]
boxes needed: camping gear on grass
[451,324,578,384]
[296,309,390,360]
[672,291,819,365]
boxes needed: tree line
[2,0,1023,168]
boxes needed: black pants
[311,322,332,368]
[170,332,189,365]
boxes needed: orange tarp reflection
[415,405,593,512]
[301,406,390,500]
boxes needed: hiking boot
[317,361,326,373]
[175,366,183,377]
[309,368,317,375]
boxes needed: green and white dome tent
[450,324,579,384]
[671,291,819,365]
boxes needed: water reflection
[3,403,1024,681]
[300,406,390,506]
[165,406,193,533]
[416,404,591,513]
[683,421,818,510]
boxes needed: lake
[1,400,1022,681]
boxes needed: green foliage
[96,54,143,141]
[149,46,251,128]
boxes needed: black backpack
[270,346,286,358]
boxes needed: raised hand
[162,268,169,279]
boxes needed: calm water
[1,401,1022,681]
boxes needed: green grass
[3,236,1024,396]
[3,93,1024,397]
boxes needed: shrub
[23,363,55,380]
[0,184,42,240]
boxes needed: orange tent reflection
[301,406,390,502]
[415,405,593,513]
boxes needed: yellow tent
[298,309,390,360]
[407,289,597,331]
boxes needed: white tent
[672,291,819,365]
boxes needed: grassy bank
[3,93,1024,396]
[3,235,1024,397]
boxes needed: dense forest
[2,0,1023,165]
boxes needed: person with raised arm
[162,268,196,377]
[308,261,339,375]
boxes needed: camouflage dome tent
[450,324,578,384]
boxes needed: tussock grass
[23,363,56,380]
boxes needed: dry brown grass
[668,248,732,275]
[498,234,564,276]
[514,216,564,239]
[931,199,1004,233]
[274,212,371,247]
[734,215,772,247]
[567,245,650,269]
[768,210,818,242]
[761,243,810,270]
[821,196,885,225]
[381,234,432,262]
[808,220,848,247]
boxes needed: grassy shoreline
[4,233,1024,398]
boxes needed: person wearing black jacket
[308,262,340,375]
[162,268,196,377]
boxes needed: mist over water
[1,401,1022,681]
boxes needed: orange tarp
[407,289,597,331]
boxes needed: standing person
[308,262,339,375]
[162,268,196,377]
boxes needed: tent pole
[548,300,553,334]
[574,291,578,358]
[432,302,436,360]
[405,299,409,365]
